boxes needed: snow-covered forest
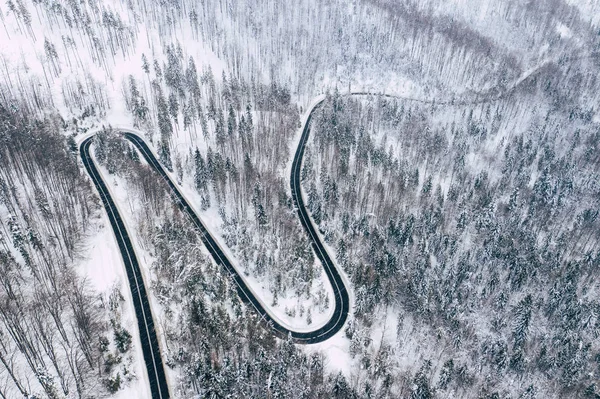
[1,0,600,397]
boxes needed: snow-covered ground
[85,128,337,331]
[90,151,181,393]
[78,220,152,398]
[8,0,599,395]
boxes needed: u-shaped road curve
[80,96,348,399]
[81,55,597,395]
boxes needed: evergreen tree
[194,148,207,192]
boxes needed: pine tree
[512,294,532,349]
[215,110,226,149]
[307,182,322,224]
[165,44,183,94]
[159,140,173,171]
[437,359,454,390]
[168,92,179,124]
[411,362,434,399]
[153,59,162,79]
[186,57,201,105]
[155,85,172,142]
[227,104,236,137]
[141,53,150,74]
[245,104,253,133]
[194,148,207,192]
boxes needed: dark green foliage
[308,93,600,397]
[411,362,434,399]
[114,327,132,353]
[105,373,121,393]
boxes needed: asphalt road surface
[80,98,350,397]
[80,137,170,399]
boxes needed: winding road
[80,97,348,398]
[79,49,600,396]
[80,138,170,399]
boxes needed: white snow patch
[556,23,573,38]
[78,218,152,398]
